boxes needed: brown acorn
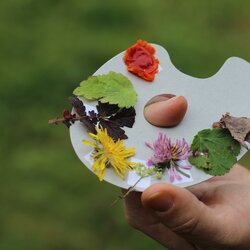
[144,94,188,127]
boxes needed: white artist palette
[70,44,250,191]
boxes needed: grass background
[0,0,250,249]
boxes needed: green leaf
[73,71,137,108]
[189,128,241,176]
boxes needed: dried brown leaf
[213,113,250,147]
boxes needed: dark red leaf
[99,120,127,140]
[50,97,136,141]
[109,107,136,128]
[69,96,86,117]
[96,102,120,117]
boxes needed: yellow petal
[92,156,107,181]
[82,139,97,148]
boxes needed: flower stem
[176,167,190,178]
[109,176,144,207]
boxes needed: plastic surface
[70,44,250,191]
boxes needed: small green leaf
[73,71,137,108]
[189,128,241,176]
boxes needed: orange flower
[123,40,159,81]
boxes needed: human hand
[123,163,250,250]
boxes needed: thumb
[141,183,217,241]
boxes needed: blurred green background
[0,0,250,249]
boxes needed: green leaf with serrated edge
[73,71,137,108]
[189,128,241,176]
[189,155,211,170]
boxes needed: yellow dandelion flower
[82,127,136,181]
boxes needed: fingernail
[146,192,174,212]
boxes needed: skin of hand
[123,164,250,250]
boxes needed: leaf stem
[48,114,85,124]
